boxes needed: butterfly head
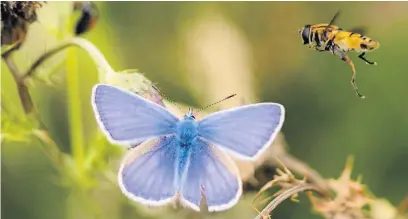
[184,108,196,120]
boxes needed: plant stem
[24,43,72,79]
[66,46,85,172]
[279,153,330,194]
[2,55,34,114]
[18,36,115,175]
[32,130,66,168]
[24,37,114,80]
[253,184,319,219]
[3,37,113,116]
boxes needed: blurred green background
[2,2,408,219]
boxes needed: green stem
[24,37,115,80]
[2,55,35,115]
[32,130,66,169]
[21,37,116,174]
[66,46,84,171]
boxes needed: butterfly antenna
[152,85,181,110]
[196,94,237,113]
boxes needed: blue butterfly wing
[119,136,178,206]
[180,139,242,212]
[197,103,285,160]
[92,84,179,145]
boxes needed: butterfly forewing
[92,84,179,145]
[197,103,285,160]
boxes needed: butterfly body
[91,84,285,212]
[176,113,198,147]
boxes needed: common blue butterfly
[91,84,285,212]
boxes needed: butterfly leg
[333,48,366,99]
[127,143,141,150]
[358,52,377,65]
[315,47,326,52]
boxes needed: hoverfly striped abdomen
[313,30,321,47]
[358,36,379,52]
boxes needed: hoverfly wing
[349,26,367,36]
[327,10,341,27]
[323,10,341,37]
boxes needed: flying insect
[298,11,380,99]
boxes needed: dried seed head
[308,156,373,219]
[1,1,45,46]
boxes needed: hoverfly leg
[334,48,366,99]
[358,52,377,65]
[343,56,365,99]
[316,47,325,52]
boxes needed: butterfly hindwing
[118,136,178,206]
[92,84,179,145]
[180,139,241,212]
[197,103,285,160]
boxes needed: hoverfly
[298,11,380,99]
